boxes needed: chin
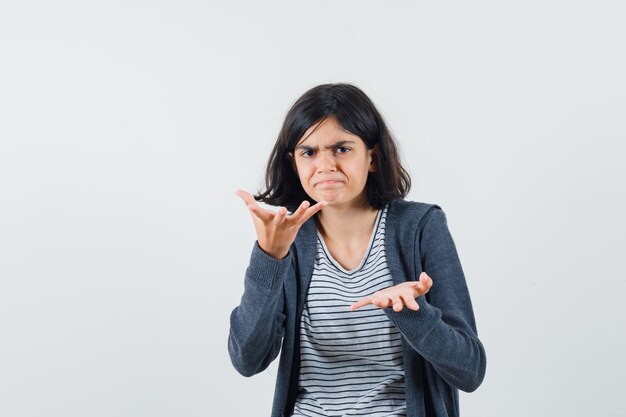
[318,192,343,203]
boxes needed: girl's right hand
[235,189,327,259]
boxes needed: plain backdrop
[1,1,625,416]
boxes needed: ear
[368,145,379,173]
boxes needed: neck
[315,201,379,244]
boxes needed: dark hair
[255,83,411,212]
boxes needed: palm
[236,189,326,259]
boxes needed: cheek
[351,160,371,179]
[294,162,312,184]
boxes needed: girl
[229,83,486,417]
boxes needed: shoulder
[384,198,445,248]
[387,198,443,228]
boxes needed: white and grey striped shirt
[292,204,406,417]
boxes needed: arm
[229,190,325,377]
[384,207,487,392]
[227,241,292,377]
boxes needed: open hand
[236,189,326,259]
[349,272,433,312]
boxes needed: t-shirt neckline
[315,206,385,274]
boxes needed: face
[288,116,377,209]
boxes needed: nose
[316,150,337,173]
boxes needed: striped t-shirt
[292,204,406,417]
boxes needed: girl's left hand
[349,272,433,312]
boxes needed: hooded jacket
[228,199,486,417]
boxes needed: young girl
[229,83,486,417]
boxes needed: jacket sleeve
[384,207,487,392]
[228,241,291,377]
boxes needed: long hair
[255,83,411,212]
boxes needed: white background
[1,1,625,416]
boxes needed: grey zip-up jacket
[228,199,486,417]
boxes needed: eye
[300,150,315,157]
[335,146,350,154]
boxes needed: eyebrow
[295,140,357,151]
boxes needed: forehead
[296,116,364,147]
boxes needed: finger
[296,200,327,225]
[235,190,273,222]
[401,293,420,311]
[392,296,404,312]
[349,296,373,311]
[372,294,391,309]
[272,207,288,225]
[418,273,433,293]
[235,189,257,207]
[404,281,426,299]
[288,200,311,220]
[248,203,274,222]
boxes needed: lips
[315,179,342,186]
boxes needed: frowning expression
[288,116,376,208]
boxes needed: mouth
[315,180,342,186]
